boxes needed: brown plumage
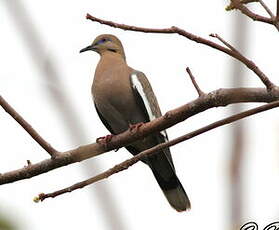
[80,34,191,212]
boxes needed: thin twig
[0,95,59,158]
[231,0,273,24]
[185,67,205,97]
[259,0,275,18]
[86,14,174,33]
[277,0,279,21]
[1,87,279,185]
[226,0,259,11]
[86,13,275,89]
[209,33,239,54]
[230,0,279,31]
[209,34,270,96]
[36,100,279,201]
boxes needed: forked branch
[227,0,279,31]
[1,87,279,185]
[36,100,279,201]
[86,13,276,89]
[0,12,277,201]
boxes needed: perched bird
[80,34,191,212]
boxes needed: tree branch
[228,0,279,31]
[230,0,272,23]
[226,0,259,11]
[258,0,275,18]
[209,33,239,53]
[36,100,279,201]
[208,33,274,92]
[1,87,279,185]
[86,13,275,89]
[0,95,59,158]
[185,67,205,97]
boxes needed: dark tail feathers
[149,160,191,212]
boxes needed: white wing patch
[131,73,156,121]
[131,73,168,140]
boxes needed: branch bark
[259,0,275,18]
[229,0,279,31]
[37,100,279,201]
[1,12,277,196]
[1,87,279,185]
[185,67,205,97]
[0,95,58,158]
[86,13,275,89]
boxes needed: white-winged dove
[80,34,191,212]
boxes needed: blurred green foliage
[0,213,16,230]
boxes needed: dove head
[80,34,126,60]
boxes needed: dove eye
[100,38,111,44]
